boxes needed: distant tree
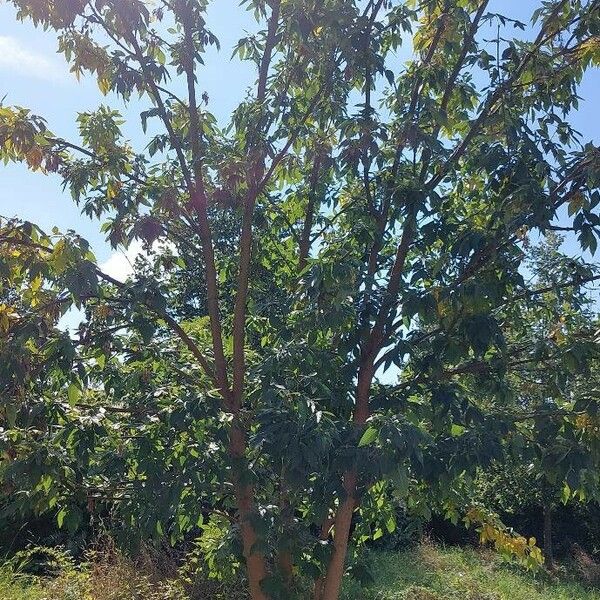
[471,235,600,567]
[2,1,600,598]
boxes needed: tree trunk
[312,517,333,599]
[318,364,375,599]
[318,471,357,600]
[544,502,554,569]
[278,548,294,588]
[229,423,269,600]
[277,476,294,589]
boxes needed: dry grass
[572,545,600,587]
[2,539,190,600]
[2,541,599,599]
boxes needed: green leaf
[358,426,378,447]
[67,382,81,406]
[450,424,465,437]
[57,507,67,528]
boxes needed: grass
[1,542,599,599]
[342,543,600,600]
[0,567,91,600]
[0,570,41,600]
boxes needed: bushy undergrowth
[0,538,247,600]
[1,541,599,600]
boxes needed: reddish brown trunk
[232,195,257,403]
[319,363,374,600]
[354,362,375,424]
[229,423,269,600]
[227,5,282,598]
[319,471,357,600]
[316,177,411,600]
[278,549,293,586]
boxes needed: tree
[470,234,600,568]
[1,1,600,598]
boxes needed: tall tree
[2,1,600,598]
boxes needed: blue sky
[0,0,598,276]
[0,0,258,274]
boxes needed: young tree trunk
[318,365,374,600]
[318,471,357,600]
[543,502,554,569]
[277,476,294,589]
[278,547,294,588]
[229,423,269,600]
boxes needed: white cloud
[0,35,67,83]
[99,240,146,283]
[56,243,144,335]
[98,240,177,283]
[57,240,177,334]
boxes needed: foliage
[0,543,187,600]
[2,0,600,599]
[2,546,90,600]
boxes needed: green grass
[0,570,44,600]
[1,543,599,599]
[342,543,600,600]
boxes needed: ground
[1,543,598,599]
[342,543,600,599]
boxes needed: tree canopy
[1,1,600,599]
